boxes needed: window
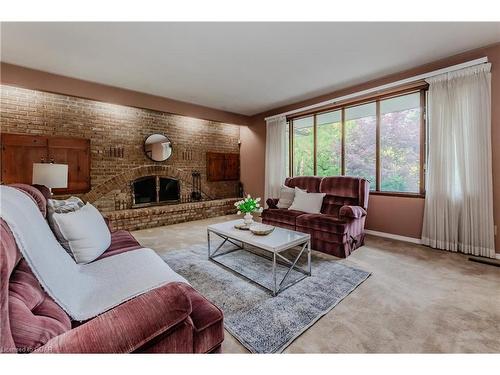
[380,92,421,193]
[292,116,314,176]
[345,103,377,189]
[288,89,426,195]
[316,111,342,177]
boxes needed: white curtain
[265,115,287,201]
[422,63,495,258]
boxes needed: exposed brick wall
[0,85,241,213]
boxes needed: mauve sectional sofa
[263,176,370,258]
[0,184,224,353]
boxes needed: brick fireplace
[0,84,241,230]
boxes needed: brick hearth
[106,198,239,231]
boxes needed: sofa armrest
[35,282,192,353]
[339,205,367,219]
[266,198,279,209]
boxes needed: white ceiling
[1,22,499,116]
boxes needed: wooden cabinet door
[1,133,90,194]
[224,153,240,181]
[49,137,91,194]
[206,152,225,182]
[1,133,48,185]
[206,152,240,181]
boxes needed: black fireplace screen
[132,176,180,206]
[159,178,180,202]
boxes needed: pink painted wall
[0,63,251,126]
[240,42,500,252]
[240,122,266,198]
[365,195,425,238]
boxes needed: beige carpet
[132,215,500,353]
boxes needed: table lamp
[32,163,68,194]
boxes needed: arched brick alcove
[83,165,211,207]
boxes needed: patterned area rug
[161,242,370,353]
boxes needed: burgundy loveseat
[0,184,224,354]
[262,176,370,258]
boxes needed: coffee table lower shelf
[207,228,311,296]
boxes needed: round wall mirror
[144,134,172,162]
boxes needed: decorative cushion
[47,197,85,255]
[288,187,326,214]
[48,196,85,215]
[51,203,111,264]
[276,185,300,209]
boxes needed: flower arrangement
[234,195,263,214]
[234,195,263,225]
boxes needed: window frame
[288,86,427,197]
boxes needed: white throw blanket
[0,186,187,321]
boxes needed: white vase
[243,212,253,226]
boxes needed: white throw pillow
[288,187,326,214]
[51,203,111,264]
[47,197,85,252]
[277,185,300,209]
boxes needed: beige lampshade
[32,163,68,189]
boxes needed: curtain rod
[265,57,488,121]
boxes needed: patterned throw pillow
[277,185,305,209]
[47,197,85,253]
[47,197,84,215]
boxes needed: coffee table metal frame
[207,227,311,296]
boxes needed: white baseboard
[496,253,500,260]
[365,229,422,245]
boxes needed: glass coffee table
[207,219,311,296]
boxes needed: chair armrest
[266,198,279,209]
[339,205,367,219]
[35,282,192,353]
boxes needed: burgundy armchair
[262,176,370,258]
[1,184,224,353]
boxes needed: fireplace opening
[159,178,180,202]
[132,176,180,207]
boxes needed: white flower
[256,197,261,202]
[234,202,239,207]
[256,203,260,208]
[247,194,251,199]
[259,207,264,212]
[237,211,241,215]
[245,198,249,202]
